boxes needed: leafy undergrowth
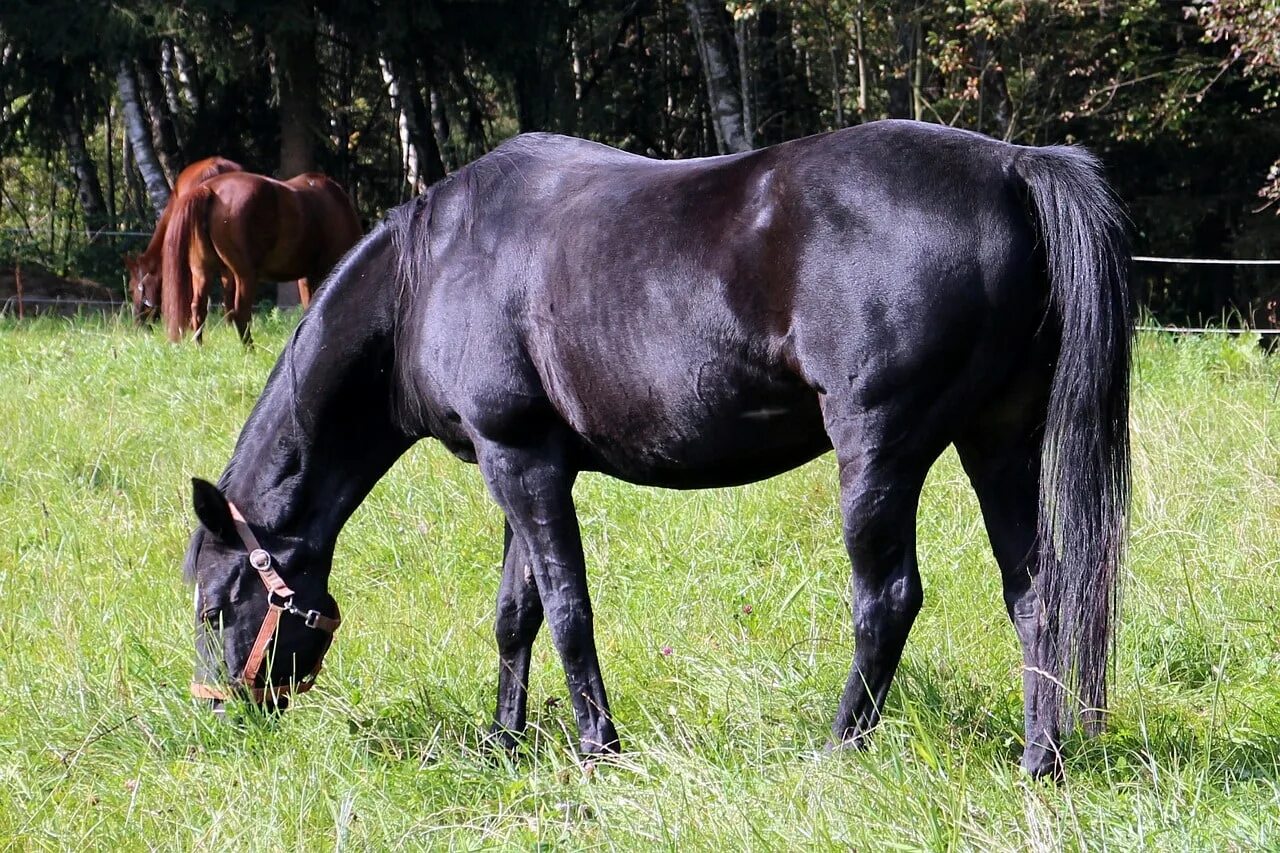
[1,314,1278,849]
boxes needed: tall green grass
[1,313,1278,849]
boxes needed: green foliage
[0,316,1279,847]
[0,0,1278,318]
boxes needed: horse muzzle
[189,503,341,706]
[190,589,340,705]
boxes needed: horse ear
[192,478,237,542]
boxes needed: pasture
[1,313,1278,849]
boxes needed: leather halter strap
[190,500,340,703]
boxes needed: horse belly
[567,369,830,489]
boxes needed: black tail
[1015,146,1133,735]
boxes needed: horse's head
[124,253,161,323]
[185,478,340,711]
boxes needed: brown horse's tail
[161,185,214,341]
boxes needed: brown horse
[124,156,243,321]
[161,171,362,344]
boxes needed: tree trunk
[854,0,868,117]
[59,98,108,231]
[380,55,421,193]
[159,39,188,148]
[755,4,784,145]
[886,4,913,119]
[684,0,751,153]
[138,51,182,179]
[735,15,754,142]
[401,66,447,185]
[104,102,116,228]
[912,17,924,121]
[116,60,171,218]
[380,55,448,193]
[430,88,458,171]
[172,41,203,115]
[272,20,320,177]
[822,16,845,127]
[445,55,488,160]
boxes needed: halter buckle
[303,609,322,629]
[249,548,272,571]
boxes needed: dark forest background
[0,0,1277,324]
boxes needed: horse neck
[219,226,412,557]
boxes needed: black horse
[184,120,1131,778]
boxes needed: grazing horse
[124,156,244,321]
[161,171,362,344]
[183,121,1131,778]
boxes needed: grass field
[1,312,1279,850]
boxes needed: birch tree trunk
[684,0,751,153]
[138,52,182,178]
[854,0,868,116]
[59,97,108,230]
[159,40,186,121]
[379,55,421,193]
[400,71,447,186]
[116,60,171,218]
[380,55,448,192]
[172,41,203,115]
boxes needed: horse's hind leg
[825,404,945,750]
[210,235,255,345]
[476,430,619,756]
[489,521,544,751]
[956,410,1062,779]
[226,272,255,346]
[190,266,212,344]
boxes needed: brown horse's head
[124,253,161,323]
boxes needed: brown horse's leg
[231,273,255,346]
[190,266,212,345]
[220,272,236,322]
[297,278,313,309]
[208,228,256,346]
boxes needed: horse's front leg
[476,432,619,756]
[489,521,544,751]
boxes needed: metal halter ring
[249,548,272,571]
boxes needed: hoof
[484,725,523,756]
[822,731,871,753]
[580,727,622,758]
[1021,745,1064,783]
